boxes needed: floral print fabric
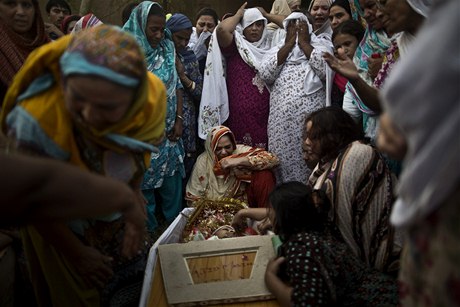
[259,48,327,183]
[282,231,398,306]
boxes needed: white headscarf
[234,8,271,68]
[198,8,271,139]
[397,0,433,57]
[406,0,432,17]
[188,28,211,61]
[266,12,332,95]
[382,0,460,228]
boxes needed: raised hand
[323,52,359,81]
[284,20,297,47]
[297,20,311,47]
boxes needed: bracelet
[176,114,184,121]
[187,80,194,89]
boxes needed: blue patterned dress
[123,1,185,231]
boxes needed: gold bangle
[176,114,184,121]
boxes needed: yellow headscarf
[1,25,166,168]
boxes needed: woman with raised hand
[259,12,332,183]
[198,2,273,149]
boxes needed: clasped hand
[285,20,311,47]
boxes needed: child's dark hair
[332,19,365,43]
[269,182,330,241]
[46,0,71,14]
[195,7,219,26]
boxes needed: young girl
[263,182,397,306]
[330,20,365,107]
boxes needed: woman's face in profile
[303,121,322,163]
[63,75,135,131]
[0,0,35,35]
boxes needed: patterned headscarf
[0,0,48,88]
[123,1,177,101]
[61,25,145,87]
[1,25,167,159]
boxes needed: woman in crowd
[199,3,275,148]
[340,0,391,142]
[263,182,398,306]
[188,7,219,75]
[329,20,365,107]
[304,107,400,273]
[1,25,166,306]
[308,0,333,38]
[186,125,278,208]
[166,13,203,182]
[380,0,459,304]
[60,14,80,34]
[123,1,186,234]
[0,0,48,104]
[259,12,331,183]
[328,0,352,30]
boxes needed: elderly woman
[199,3,276,148]
[1,25,166,306]
[259,12,332,183]
[123,1,186,234]
[303,107,400,274]
[166,13,203,182]
[186,126,279,208]
[0,0,48,104]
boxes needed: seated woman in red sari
[186,125,279,208]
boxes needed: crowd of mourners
[0,0,459,306]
